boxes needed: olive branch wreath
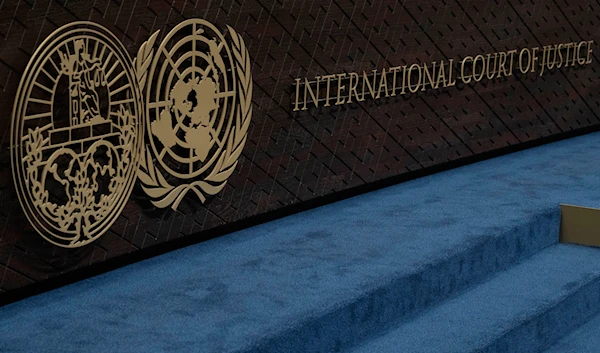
[134,26,252,210]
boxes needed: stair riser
[243,209,560,353]
[477,276,600,353]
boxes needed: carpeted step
[543,311,600,353]
[0,210,558,353]
[3,133,600,353]
[347,244,600,353]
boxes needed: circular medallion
[145,19,237,179]
[138,20,252,210]
[10,22,144,247]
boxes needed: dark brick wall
[0,0,598,297]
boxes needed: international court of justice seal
[10,22,144,247]
[137,19,252,210]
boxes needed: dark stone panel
[0,0,598,298]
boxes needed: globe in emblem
[10,22,144,247]
[145,19,237,179]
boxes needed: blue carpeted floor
[544,311,600,353]
[349,244,600,353]
[2,132,600,353]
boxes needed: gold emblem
[10,22,144,247]
[137,19,252,209]
[10,19,252,247]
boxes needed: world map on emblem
[145,19,237,179]
[10,22,144,248]
[138,19,252,210]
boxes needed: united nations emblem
[11,19,252,247]
[137,19,252,210]
[10,22,144,247]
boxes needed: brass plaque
[560,204,600,248]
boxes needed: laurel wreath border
[135,25,252,210]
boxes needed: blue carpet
[544,311,600,353]
[348,244,600,353]
[1,132,600,353]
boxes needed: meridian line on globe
[162,47,183,80]
[192,22,196,80]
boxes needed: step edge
[235,209,560,353]
[473,268,600,353]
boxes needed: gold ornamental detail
[137,20,252,210]
[10,22,144,248]
[10,19,253,247]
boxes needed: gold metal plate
[10,22,144,248]
[560,204,600,248]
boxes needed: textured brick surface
[0,0,598,296]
